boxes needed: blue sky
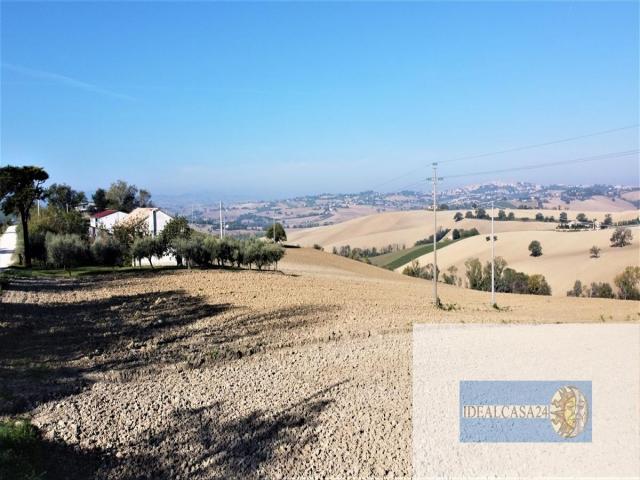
[1,1,638,199]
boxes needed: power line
[445,149,638,180]
[369,124,638,191]
[394,149,638,192]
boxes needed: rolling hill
[403,227,640,296]
[288,208,638,251]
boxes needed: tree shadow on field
[115,381,347,479]
[0,276,231,416]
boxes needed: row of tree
[46,180,153,213]
[403,256,552,296]
[18,213,286,272]
[567,267,640,300]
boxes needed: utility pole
[491,201,495,306]
[219,201,223,238]
[427,163,443,306]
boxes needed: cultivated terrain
[1,248,638,479]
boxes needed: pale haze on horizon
[1,1,638,199]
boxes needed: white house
[89,209,128,237]
[124,207,173,237]
[124,208,176,266]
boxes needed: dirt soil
[1,248,638,479]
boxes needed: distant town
[160,182,640,235]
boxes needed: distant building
[89,209,128,237]
[124,207,173,237]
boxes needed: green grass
[2,264,181,279]
[0,419,45,480]
[369,238,456,270]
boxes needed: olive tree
[0,166,49,267]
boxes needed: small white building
[89,209,128,237]
[124,207,173,237]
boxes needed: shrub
[528,240,542,257]
[91,236,125,267]
[610,227,633,247]
[452,228,479,241]
[313,244,324,251]
[442,265,458,285]
[587,282,614,298]
[402,260,438,280]
[46,233,88,271]
[453,212,463,222]
[589,245,601,258]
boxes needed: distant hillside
[406,227,640,296]
[288,209,637,251]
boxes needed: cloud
[2,62,136,101]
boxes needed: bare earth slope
[407,227,640,296]
[288,209,638,250]
[1,249,638,479]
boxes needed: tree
[610,227,632,247]
[614,266,640,300]
[527,274,551,295]
[106,180,138,212]
[501,268,529,294]
[464,258,483,290]
[453,212,463,222]
[507,212,515,221]
[567,280,584,297]
[160,216,192,265]
[91,236,125,267]
[465,211,474,219]
[131,236,165,268]
[0,165,49,267]
[603,213,613,226]
[265,222,287,243]
[112,216,148,255]
[528,240,542,257]
[589,245,601,258]
[92,188,108,212]
[46,183,87,211]
[576,213,588,222]
[559,212,568,223]
[587,282,614,298]
[475,207,487,219]
[137,189,153,208]
[535,212,544,221]
[46,233,88,272]
[497,210,507,221]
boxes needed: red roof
[92,209,118,219]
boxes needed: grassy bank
[1,264,182,279]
